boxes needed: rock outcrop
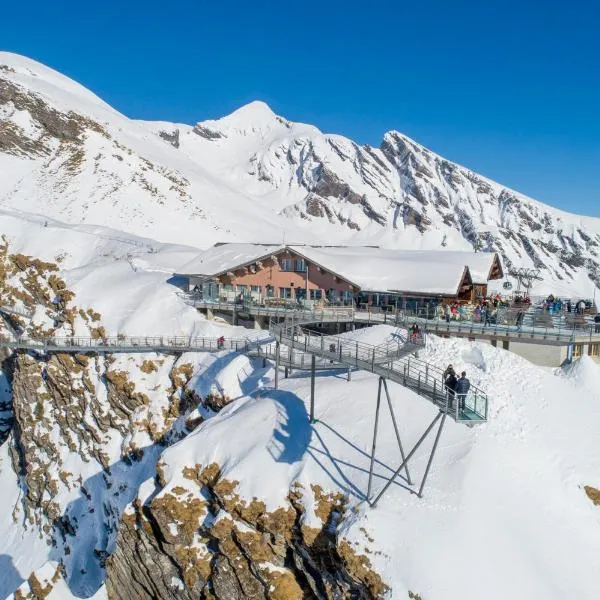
[106,464,386,600]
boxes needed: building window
[280,259,294,272]
[589,343,599,357]
[309,289,322,300]
[251,285,260,294]
[279,287,292,298]
[266,285,274,298]
[295,259,306,272]
[573,344,584,359]
[223,284,234,292]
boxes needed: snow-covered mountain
[1,52,599,296]
[2,50,600,600]
[1,208,600,600]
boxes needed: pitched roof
[175,243,501,296]
[176,243,284,277]
[289,246,473,295]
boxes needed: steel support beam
[310,354,316,422]
[381,377,412,485]
[370,410,443,508]
[366,377,383,501]
[274,341,280,390]
[417,411,447,497]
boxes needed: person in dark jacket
[443,364,456,381]
[445,371,457,402]
[594,314,600,333]
[443,364,457,405]
[455,371,471,410]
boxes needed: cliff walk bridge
[0,305,488,501]
[186,297,600,344]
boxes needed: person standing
[455,371,471,410]
[515,310,524,331]
[443,364,457,406]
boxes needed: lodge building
[174,243,504,308]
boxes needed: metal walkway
[0,306,488,502]
[268,315,488,503]
[186,298,600,344]
[0,305,34,319]
[269,316,487,425]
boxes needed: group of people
[473,300,499,326]
[442,364,471,410]
[544,295,589,315]
[438,294,508,324]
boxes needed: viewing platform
[184,297,600,366]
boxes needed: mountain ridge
[1,52,599,295]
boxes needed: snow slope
[0,206,263,339]
[126,331,600,600]
[1,52,600,296]
[0,210,599,598]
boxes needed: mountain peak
[228,100,277,121]
[194,100,290,139]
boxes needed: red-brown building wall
[217,250,355,298]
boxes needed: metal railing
[377,353,488,422]
[395,311,600,343]
[269,314,487,423]
[0,304,34,319]
[181,296,600,343]
[1,304,488,423]
[1,335,259,353]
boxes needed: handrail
[181,297,600,342]
[268,314,487,423]
[0,304,34,319]
[1,303,489,424]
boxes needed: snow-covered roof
[176,243,284,277]
[424,250,502,284]
[176,243,500,295]
[289,246,472,295]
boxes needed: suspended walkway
[0,305,34,319]
[186,297,600,344]
[0,307,489,502]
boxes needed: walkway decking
[0,305,34,319]
[270,315,487,424]
[0,306,488,425]
[185,298,600,344]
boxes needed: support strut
[310,354,316,422]
[370,410,446,507]
[274,341,280,390]
[366,377,383,501]
[381,377,412,485]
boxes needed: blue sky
[2,1,599,216]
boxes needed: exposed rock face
[159,128,180,148]
[106,465,386,600]
[584,485,600,505]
